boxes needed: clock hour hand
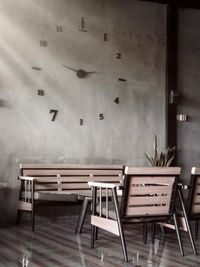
[85,71,96,74]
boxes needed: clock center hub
[77,69,86,78]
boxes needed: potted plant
[145,135,175,167]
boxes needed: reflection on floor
[0,217,200,267]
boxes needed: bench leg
[75,197,91,234]
[16,209,21,224]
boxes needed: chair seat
[22,191,78,201]
[96,198,171,223]
[96,203,117,220]
[96,197,122,220]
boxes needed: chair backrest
[120,167,181,219]
[188,167,200,217]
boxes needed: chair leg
[95,226,98,240]
[143,222,147,244]
[178,188,197,255]
[31,201,35,232]
[160,224,166,235]
[195,220,199,240]
[75,197,91,234]
[112,188,128,262]
[91,186,97,249]
[173,212,184,256]
[185,219,197,255]
[151,222,156,243]
[91,225,96,249]
[119,229,128,262]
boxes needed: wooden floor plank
[0,217,200,266]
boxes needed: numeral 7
[50,109,58,121]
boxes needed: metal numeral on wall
[32,66,42,71]
[104,33,108,41]
[114,97,119,104]
[40,40,48,47]
[116,53,121,59]
[99,114,104,120]
[118,78,127,82]
[79,17,87,32]
[56,25,63,32]
[50,109,58,121]
[0,99,5,107]
[37,90,44,96]
[80,119,84,125]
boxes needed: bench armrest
[17,176,36,181]
[88,181,123,189]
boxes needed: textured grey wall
[177,8,200,182]
[0,0,166,223]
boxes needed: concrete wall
[0,0,166,224]
[177,8,200,182]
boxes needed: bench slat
[21,164,123,170]
[22,169,123,176]
[29,176,122,183]
[35,183,91,190]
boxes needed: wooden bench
[17,164,124,231]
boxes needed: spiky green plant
[145,135,176,167]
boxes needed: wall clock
[34,18,124,124]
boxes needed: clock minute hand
[62,65,77,72]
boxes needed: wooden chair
[88,167,187,262]
[178,167,200,240]
[156,167,198,256]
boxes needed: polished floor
[0,217,200,267]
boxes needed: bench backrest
[20,164,124,194]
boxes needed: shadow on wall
[0,99,7,108]
[179,92,200,112]
[0,187,10,226]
